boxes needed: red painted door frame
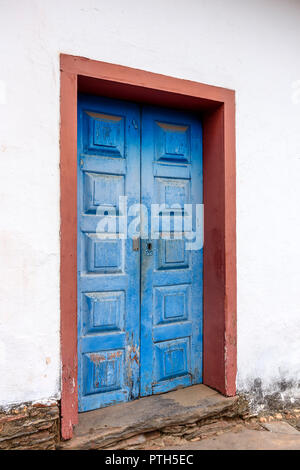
[60,54,237,440]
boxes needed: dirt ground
[133,409,300,450]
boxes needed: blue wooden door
[140,106,203,396]
[77,95,141,412]
[77,95,203,411]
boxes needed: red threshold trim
[60,54,237,440]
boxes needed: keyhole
[147,242,152,251]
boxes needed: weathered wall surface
[0,0,300,410]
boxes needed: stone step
[58,385,243,450]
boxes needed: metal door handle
[132,238,140,251]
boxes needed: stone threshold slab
[59,384,239,450]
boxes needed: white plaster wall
[0,0,300,407]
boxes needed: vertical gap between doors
[138,104,142,397]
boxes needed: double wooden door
[77,94,203,412]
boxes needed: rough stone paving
[1,386,300,449]
[0,402,59,450]
[58,385,247,450]
[120,410,300,450]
